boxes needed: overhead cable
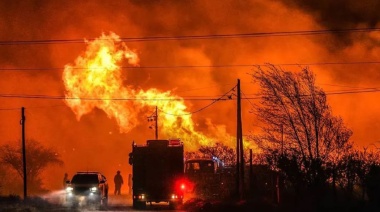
[1,27,379,45]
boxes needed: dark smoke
[283,0,380,46]
[284,0,380,28]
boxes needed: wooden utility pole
[155,106,158,140]
[249,149,253,197]
[236,83,240,199]
[236,79,244,199]
[238,79,244,199]
[148,106,158,140]
[21,107,27,199]
[236,122,240,198]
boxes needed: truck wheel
[133,200,146,209]
[132,200,137,209]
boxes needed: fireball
[62,32,249,151]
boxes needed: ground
[0,192,262,211]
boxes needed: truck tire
[133,200,146,209]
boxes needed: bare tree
[336,147,380,200]
[0,139,63,193]
[250,64,352,188]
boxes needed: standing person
[63,173,69,188]
[114,170,123,195]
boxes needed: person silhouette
[114,170,124,195]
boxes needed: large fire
[62,32,240,151]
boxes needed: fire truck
[128,139,185,209]
[184,156,231,199]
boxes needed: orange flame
[62,32,239,151]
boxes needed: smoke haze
[0,0,379,193]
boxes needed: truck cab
[184,157,226,199]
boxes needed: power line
[241,91,255,108]
[0,107,20,111]
[243,86,380,97]
[158,85,237,116]
[24,104,67,109]
[0,87,237,115]
[0,87,379,102]
[1,61,380,72]
[175,83,236,93]
[242,88,380,100]
[317,83,375,89]
[1,27,380,45]
[0,104,67,112]
[0,93,231,101]
[0,87,379,112]
[326,88,380,96]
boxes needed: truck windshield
[71,174,98,184]
[186,160,215,173]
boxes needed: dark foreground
[1,194,380,212]
[0,194,260,212]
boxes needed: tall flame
[62,32,237,151]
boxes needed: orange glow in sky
[0,0,379,194]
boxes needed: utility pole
[249,149,253,198]
[236,79,244,199]
[148,106,158,140]
[236,85,240,199]
[21,107,27,199]
[238,79,244,199]
[236,129,240,198]
[155,106,158,140]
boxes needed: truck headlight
[66,186,73,196]
[90,187,97,192]
[66,187,73,192]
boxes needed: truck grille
[73,186,90,195]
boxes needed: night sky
[0,0,379,192]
